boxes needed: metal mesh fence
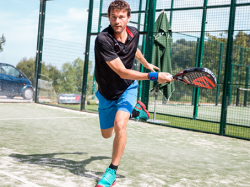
[225,2,250,138]
[38,38,87,110]
[34,0,88,110]
[34,0,250,140]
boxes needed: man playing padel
[94,1,173,186]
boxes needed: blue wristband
[149,72,158,81]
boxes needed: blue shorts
[96,81,138,130]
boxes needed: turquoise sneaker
[96,168,116,187]
[134,101,150,122]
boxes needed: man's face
[108,9,130,34]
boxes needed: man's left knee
[114,121,126,136]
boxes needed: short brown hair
[108,0,131,17]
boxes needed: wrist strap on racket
[148,72,158,81]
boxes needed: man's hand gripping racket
[158,67,217,89]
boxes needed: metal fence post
[34,0,46,103]
[137,0,145,101]
[169,0,174,29]
[228,64,234,105]
[216,43,224,106]
[236,47,243,85]
[81,0,94,110]
[141,0,157,109]
[137,0,143,31]
[244,67,249,106]
[192,38,200,105]
[220,0,237,135]
[91,0,103,100]
[192,0,208,120]
[138,0,150,101]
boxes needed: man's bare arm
[106,57,148,80]
[135,48,159,72]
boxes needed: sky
[0,0,89,67]
[0,0,249,68]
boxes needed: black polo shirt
[94,25,139,100]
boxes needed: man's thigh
[96,91,117,130]
[96,81,138,130]
[116,81,138,114]
[101,110,130,138]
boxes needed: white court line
[0,170,41,187]
[0,117,87,120]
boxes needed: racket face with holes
[173,67,217,89]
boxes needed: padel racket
[172,67,217,89]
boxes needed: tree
[16,57,50,86]
[171,39,197,70]
[16,56,94,96]
[204,31,250,103]
[16,57,36,85]
[0,34,6,52]
[59,57,93,95]
[234,31,249,48]
[46,64,62,93]
[60,62,76,93]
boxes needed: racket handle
[166,74,174,80]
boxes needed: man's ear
[127,15,131,22]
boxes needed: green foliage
[16,57,50,86]
[46,64,62,93]
[0,34,6,52]
[59,57,93,94]
[170,38,197,102]
[16,57,94,96]
[171,39,197,70]
[169,31,250,104]
[16,57,36,85]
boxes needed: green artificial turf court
[0,103,250,186]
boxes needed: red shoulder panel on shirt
[126,27,134,38]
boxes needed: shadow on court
[9,152,125,182]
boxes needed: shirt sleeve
[95,34,119,62]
